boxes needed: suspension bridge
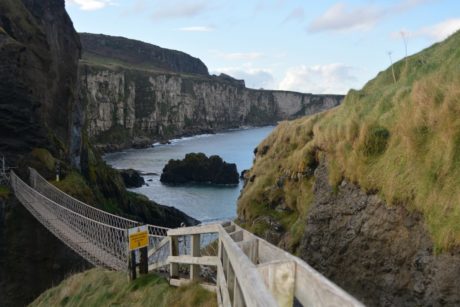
[4,165,363,307]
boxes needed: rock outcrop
[119,169,145,188]
[160,153,239,185]
[0,0,82,163]
[78,33,344,150]
[299,161,460,306]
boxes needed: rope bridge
[11,169,168,271]
[9,168,363,306]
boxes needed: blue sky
[65,0,460,94]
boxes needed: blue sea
[104,126,274,222]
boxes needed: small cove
[104,126,274,222]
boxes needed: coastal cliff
[0,0,81,162]
[237,31,460,306]
[79,33,343,150]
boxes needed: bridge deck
[12,172,126,270]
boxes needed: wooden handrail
[149,221,364,307]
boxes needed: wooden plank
[229,230,243,242]
[148,236,170,257]
[168,255,218,266]
[218,226,277,307]
[227,259,235,302]
[224,224,235,233]
[257,260,296,307]
[191,234,201,280]
[170,236,179,278]
[237,238,258,264]
[217,261,231,307]
[167,224,219,236]
[216,284,223,307]
[233,279,244,307]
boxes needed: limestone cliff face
[80,63,342,149]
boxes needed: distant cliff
[80,33,209,76]
[79,33,343,150]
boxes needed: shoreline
[97,124,276,154]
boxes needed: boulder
[160,153,239,185]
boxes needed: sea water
[104,126,274,222]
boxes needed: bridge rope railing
[29,168,169,239]
[11,171,129,270]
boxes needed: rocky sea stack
[160,153,239,185]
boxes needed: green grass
[0,185,10,200]
[52,171,98,207]
[238,30,460,252]
[31,268,217,307]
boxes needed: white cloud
[214,66,275,89]
[212,50,264,61]
[308,0,429,33]
[66,0,113,11]
[395,18,460,42]
[278,63,358,94]
[178,26,215,32]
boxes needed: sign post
[128,225,149,280]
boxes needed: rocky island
[160,153,239,185]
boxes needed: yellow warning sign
[128,226,149,251]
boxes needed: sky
[65,0,460,94]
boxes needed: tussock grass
[239,30,460,251]
[31,268,217,307]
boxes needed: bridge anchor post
[139,247,148,275]
[128,251,137,281]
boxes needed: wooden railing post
[170,236,179,278]
[128,250,137,281]
[234,280,244,307]
[190,234,201,281]
[227,261,235,303]
[139,247,148,275]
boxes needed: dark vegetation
[160,153,239,185]
[119,169,145,188]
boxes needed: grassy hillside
[31,269,216,307]
[238,30,460,252]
